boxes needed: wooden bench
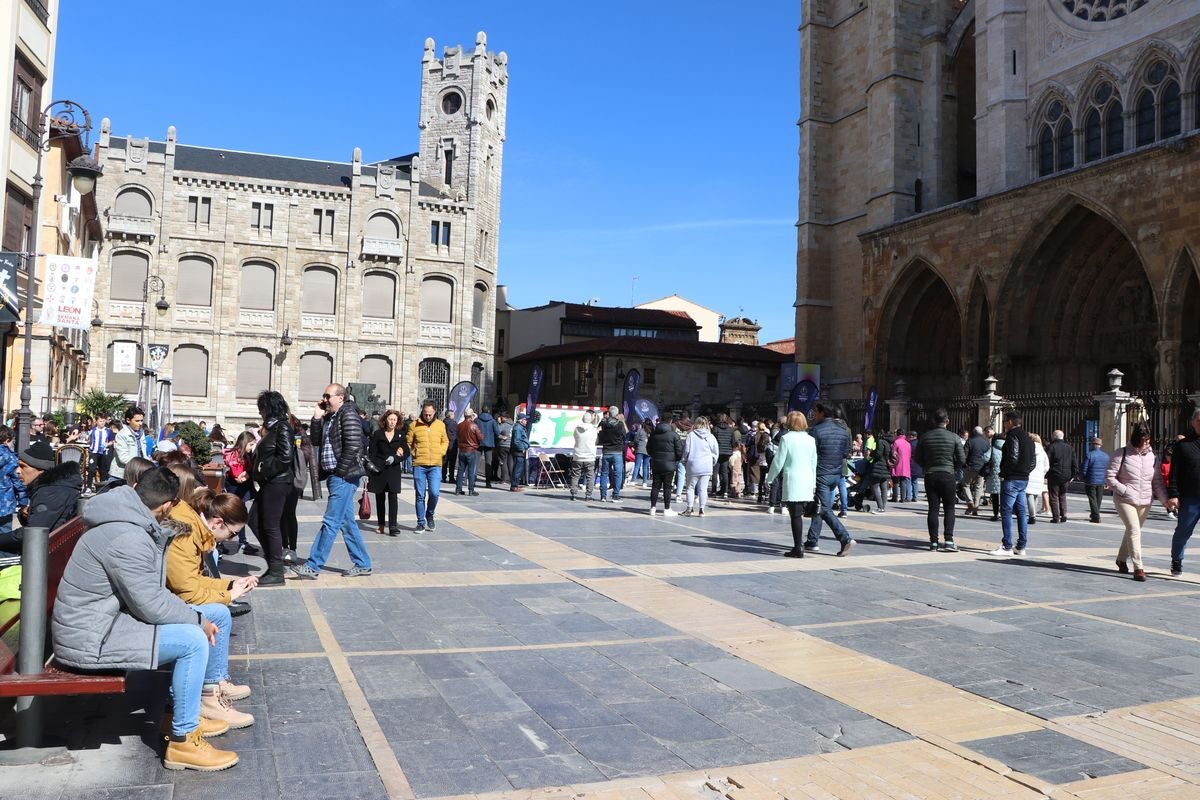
[0,517,126,698]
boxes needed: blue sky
[55,1,799,342]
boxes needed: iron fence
[1132,389,1192,452]
[907,396,978,435]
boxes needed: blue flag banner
[621,369,642,421]
[447,381,478,424]
[526,365,545,418]
[788,379,818,414]
[632,398,658,424]
[864,385,879,432]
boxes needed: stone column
[975,375,1006,431]
[1156,339,1180,392]
[888,379,910,432]
[731,391,744,422]
[690,393,701,421]
[1094,369,1132,453]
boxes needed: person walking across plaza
[509,412,530,491]
[992,411,1035,557]
[890,427,912,504]
[408,401,449,530]
[1167,409,1200,576]
[1046,429,1078,523]
[711,414,738,498]
[1081,436,1109,523]
[569,411,598,502]
[475,407,498,488]
[806,404,855,555]
[369,409,408,536]
[292,384,372,579]
[962,426,990,515]
[597,407,627,502]
[442,410,458,485]
[913,409,966,551]
[681,416,718,516]
[250,391,294,586]
[1027,433,1050,525]
[1106,421,1167,581]
[985,427,1003,520]
[455,409,484,496]
[765,411,818,558]
[633,419,651,488]
[647,419,683,516]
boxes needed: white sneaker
[988,547,1013,557]
[641,482,649,488]
[649,507,659,515]
[662,508,678,517]
[767,506,777,514]
[1013,548,1027,556]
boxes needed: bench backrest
[0,516,86,674]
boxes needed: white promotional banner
[38,254,98,330]
[112,341,138,374]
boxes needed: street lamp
[16,100,102,456]
[139,275,168,431]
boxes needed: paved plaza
[5,483,1200,799]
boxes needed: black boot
[257,562,287,587]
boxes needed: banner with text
[0,252,20,322]
[38,255,98,330]
[447,381,479,424]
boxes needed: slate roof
[508,336,789,364]
[108,137,413,188]
[559,303,698,330]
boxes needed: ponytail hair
[191,488,248,526]
[168,464,202,505]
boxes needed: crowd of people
[2,385,1198,773]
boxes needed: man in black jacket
[1167,409,1200,576]
[992,411,1036,557]
[1045,430,1078,523]
[293,383,372,579]
[3,440,82,555]
[596,407,627,502]
[913,409,966,551]
[962,427,991,515]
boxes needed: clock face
[441,91,463,115]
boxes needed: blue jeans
[456,450,480,493]
[413,465,440,525]
[307,474,371,571]
[674,460,686,493]
[830,477,849,511]
[1171,496,1200,564]
[1000,478,1029,550]
[808,473,850,545]
[634,453,651,483]
[510,450,527,488]
[893,477,910,502]
[600,453,625,499]
[906,477,919,502]
[157,602,231,737]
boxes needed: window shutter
[366,212,400,239]
[362,272,396,318]
[420,277,453,323]
[235,349,271,398]
[299,353,333,402]
[113,188,153,218]
[240,262,276,310]
[302,267,337,314]
[176,256,213,306]
[110,251,149,301]
[173,346,209,396]
[359,356,392,404]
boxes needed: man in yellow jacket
[406,400,449,532]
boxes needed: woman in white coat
[1026,433,1050,524]
[764,411,818,558]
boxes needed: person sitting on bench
[51,467,243,772]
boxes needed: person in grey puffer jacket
[51,469,243,767]
[805,404,855,555]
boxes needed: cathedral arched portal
[877,262,963,400]
[998,205,1158,393]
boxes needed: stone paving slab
[965,728,1147,785]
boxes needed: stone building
[87,33,507,425]
[796,1,1200,402]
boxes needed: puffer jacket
[476,412,498,448]
[51,486,202,671]
[572,422,598,461]
[683,428,719,476]
[166,502,231,605]
[596,417,627,454]
[809,418,851,477]
[1106,445,1168,507]
[512,416,530,452]
[1080,446,1111,485]
[634,427,649,456]
[868,436,893,482]
[311,399,366,481]
[253,415,295,485]
[0,443,28,517]
[1169,433,1200,499]
[914,426,965,477]
[712,423,737,457]
[648,421,683,474]
[26,460,83,532]
[407,418,449,467]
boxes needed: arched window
[302,266,337,315]
[177,255,214,306]
[299,352,333,402]
[471,362,484,390]
[240,261,276,310]
[105,340,140,395]
[472,283,487,329]
[365,212,400,239]
[1082,82,1124,163]
[359,356,392,404]
[362,272,396,319]
[235,348,271,398]
[417,358,450,412]
[420,276,453,323]
[173,345,209,397]
[110,250,149,301]
[1133,59,1182,145]
[1035,99,1073,177]
[113,186,153,218]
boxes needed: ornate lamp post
[16,100,103,456]
[139,275,169,433]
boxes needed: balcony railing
[302,313,336,334]
[418,321,452,344]
[361,318,396,338]
[23,0,49,24]
[471,326,486,349]
[238,309,275,329]
[106,213,156,241]
[108,301,143,323]
[176,304,213,326]
[361,236,405,260]
[9,112,38,149]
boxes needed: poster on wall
[38,255,98,331]
[0,252,20,322]
[112,341,138,374]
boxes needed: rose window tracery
[1061,0,1148,22]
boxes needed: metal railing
[23,0,49,23]
[9,111,38,149]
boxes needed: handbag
[358,491,372,520]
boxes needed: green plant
[174,421,213,466]
[76,389,127,422]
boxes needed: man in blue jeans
[992,410,1035,557]
[293,384,372,578]
[806,404,855,556]
[408,401,449,530]
[510,412,530,491]
[596,407,627,502]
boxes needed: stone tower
[719,316,761,346]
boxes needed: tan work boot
[219,677,251,701]
[200,686,255,729]
[163,728,239,771]
[161,712,230,739]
